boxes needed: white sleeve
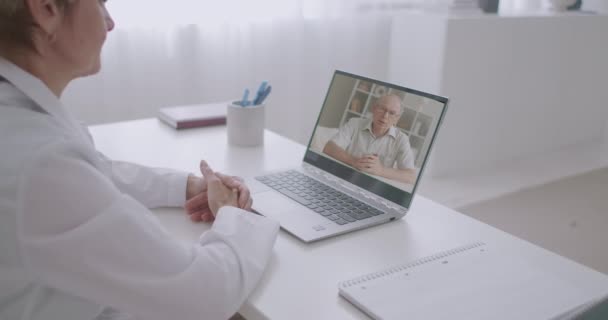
[97,152,189,208]
[329,118,357,150]
[17,141,280,320]
[80,122,187,209]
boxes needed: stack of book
[158,102,227,129]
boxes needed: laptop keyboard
[255,170,384,225]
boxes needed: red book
[158,102,227,129]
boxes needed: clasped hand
[354,154,384,175]
[184,160,253,223]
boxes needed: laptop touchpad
[253,191,324,228]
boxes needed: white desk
[90,118,608,320]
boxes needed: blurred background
[66,0,608,275]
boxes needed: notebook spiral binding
[340,242,486,288]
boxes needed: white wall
[64,12,608,182]
[583,0,608,12]
[500,0,608,13]
[318,74,357,128]
[390,13,608,177]
[417,98,445,165]
[62,15,394,146]
[584,0,608,137]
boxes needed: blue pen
[241,89,250,107]
[256,85,272,105]
[253,81,268,105]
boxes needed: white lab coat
[0,57,280,320]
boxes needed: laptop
[248,70,448,242]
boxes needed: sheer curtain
[62,0,396,144]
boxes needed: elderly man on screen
[323,94,416,184]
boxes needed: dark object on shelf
[478,0,499,13]
[357,81,371,92]
[568,0,582,10]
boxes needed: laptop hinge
[336,180,404,212]
[304,164,403,213]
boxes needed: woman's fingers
[189,208,213,222]
[185,192,208,213]
[200,160,220,183]
[216,172,239,187]
[237,184,251,209]
[217,172,252,209]
[200,211,215,223]
[189,212,202,222]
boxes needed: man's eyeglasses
[373,106,400,118]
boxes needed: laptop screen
[304,70,448,208]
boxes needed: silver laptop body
[249,70,448,242]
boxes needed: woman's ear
[25,0,64,39]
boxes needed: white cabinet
[388,12,608,208]
[389,13,608,178]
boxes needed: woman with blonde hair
[0,1,279,319]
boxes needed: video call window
[306,72,446,196]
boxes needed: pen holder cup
[227,101,265,147]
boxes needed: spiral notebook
[339,242,595,320]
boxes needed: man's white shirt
[330,117,415,169]
[0,57,279,320]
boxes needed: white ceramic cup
[227,101,265,147]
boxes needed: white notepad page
[339,243,593,320]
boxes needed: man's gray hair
[377,94,405,115]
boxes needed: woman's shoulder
[0,103,62,132]
[1,107,67,148]
[0,106,96,167]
